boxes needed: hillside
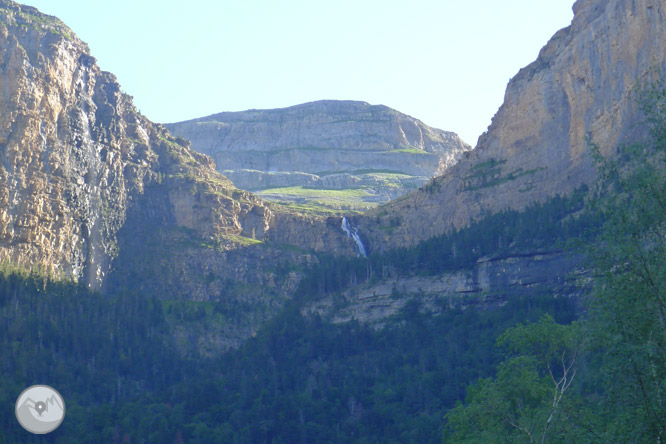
[166,101,470,213]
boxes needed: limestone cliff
[0,1,359,349]
[0,2,157,286]
[166,101,470,212]
[359,0,666,250]
[304,250,589,327]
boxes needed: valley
[0,0,665,442]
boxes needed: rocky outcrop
[303,250,589,326]
[166,101,470,211]
[222,169,425,194]
[359,0,666,251]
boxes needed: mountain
[283,0,666,328]
[0,0,659,354]
[1,0,664,442]
[358,0,666,251]
[165,101,470,213]
[0,0,359,349]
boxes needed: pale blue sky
[22,1,574,146]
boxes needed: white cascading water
[341,217,367,257]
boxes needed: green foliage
[258,186,378,213]
[258,186,369,198]
[315,169,411,176]
[468,158,507,175]
[12,85,666,444]
[0,263,576,443]
[145,296,575,444]
[392,146,429,155]
[221,233,264,246]
[469,169,544,191]
[271,201,356,216]
[445,316,585,444]
[0,268,187,441]
[0,5,74,40]
[580,83,666,443]
[459,157,546,191]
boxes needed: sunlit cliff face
[0,3,161,287]
[359,0,666,252]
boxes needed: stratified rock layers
[360,0,666,251]
[0,3,157,286]
[166,101,470,209]
[0,0,365,349]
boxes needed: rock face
[304,251,589,327]
[0,1,358,349]
[166,101,470,212]
[359,0,666,251]
[0,2,157,286]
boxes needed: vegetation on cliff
[0,144,597,443]
[443,84,666,443]
[292,184,596,303]
[165,100,471,214]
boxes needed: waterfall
[341,217,367,257]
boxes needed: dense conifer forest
[0,266,576,443]
[0,180,592,442]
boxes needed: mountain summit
[166,101,470,213]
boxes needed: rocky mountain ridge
[359,0,666,251]
[166,101,470,212]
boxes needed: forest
[0,180,592,443]
[0,265,576,443]
[1,88,665,443]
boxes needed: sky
[21,0,574,146]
